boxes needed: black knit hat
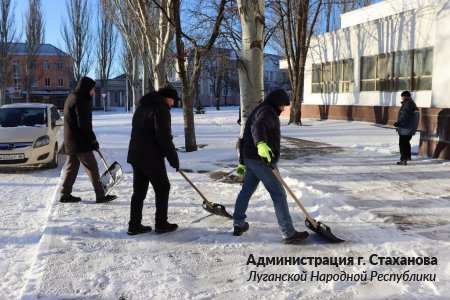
[401,90,411,97]
[158,85,180,102]
[264,89,291,107]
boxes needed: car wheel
[47,144,58,169]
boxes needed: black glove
[393,122,399,127]
[170,160,180,171]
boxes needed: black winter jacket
[63,77,97,154]
[127,91,179,168]
[239,89,290,164]
[397,97,419,136]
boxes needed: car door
[50,106,64,151]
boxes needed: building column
[419,0,450,159]
[430,0,450,108]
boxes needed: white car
[0,103,64,168]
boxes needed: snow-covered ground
[1,107,449,299]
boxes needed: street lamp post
[101,92,107,112]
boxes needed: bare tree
[271,0,377,124]
[61,0,93,86]
[96,2,118,111]
[102,0,141,110]
[203,47,231,110]
[274,0,323,125]
[153,0,227,152]
[120,41,133,112]
[24,0,44,102]
[221,0,280,135]
[235,0,265,135]
[132,0,174,91]
[0,0,17,106]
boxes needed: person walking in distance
[393,90,420,166]
[126,86,180,235]
[60,76,117,203]
[233,89,308,244]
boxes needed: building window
[340,59,354,92]
[413,47,433,90]
[378,53,394,91]
[44,60,50,70]
[58,78,64,87]
[311,64,321,93]
[394,50,411,91]
[322,62,334,93]
[57,60,63,71]
[13,60,20,77]
[31,77,38,87]
[360,47,432,92]
[14,78,20,90]
[30,60,36,70]
[312,59,354,93]
[44,78,50,87]
[360,55,377,91]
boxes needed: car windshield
[0,107,47,128]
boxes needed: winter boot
[406,156,412,161]
[96,194,117,203]
[396,160,407,166]
[155,222,178,233]
[233,222,249,236]
[283,231,309,244]
[59,194,82,203]
[127,224,152,236]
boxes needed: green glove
[256,141,273,163]
[236,164,246,176]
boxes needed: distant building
[94,74,136,111]
[264,53,290,93]
[169,48,290,108]
[280,0,450,159]
[5,43,71,108]
[92,49,291,111]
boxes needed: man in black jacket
[393,90,420,165]
[233,89,308,244]
[60,76,117,203]
[127,86,180,235]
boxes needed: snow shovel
[97,150,123,196]
[178,169,233,219]
[271,167,344,243]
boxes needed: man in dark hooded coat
[393,90,420,165]
[126,86,180,235]
[60,76,117,203]
[233,89,308,244]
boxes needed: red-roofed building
[5,43,72,108]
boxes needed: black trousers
[399,135,412,161]
[129,161,170,227]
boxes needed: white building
[281,0,450,159]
